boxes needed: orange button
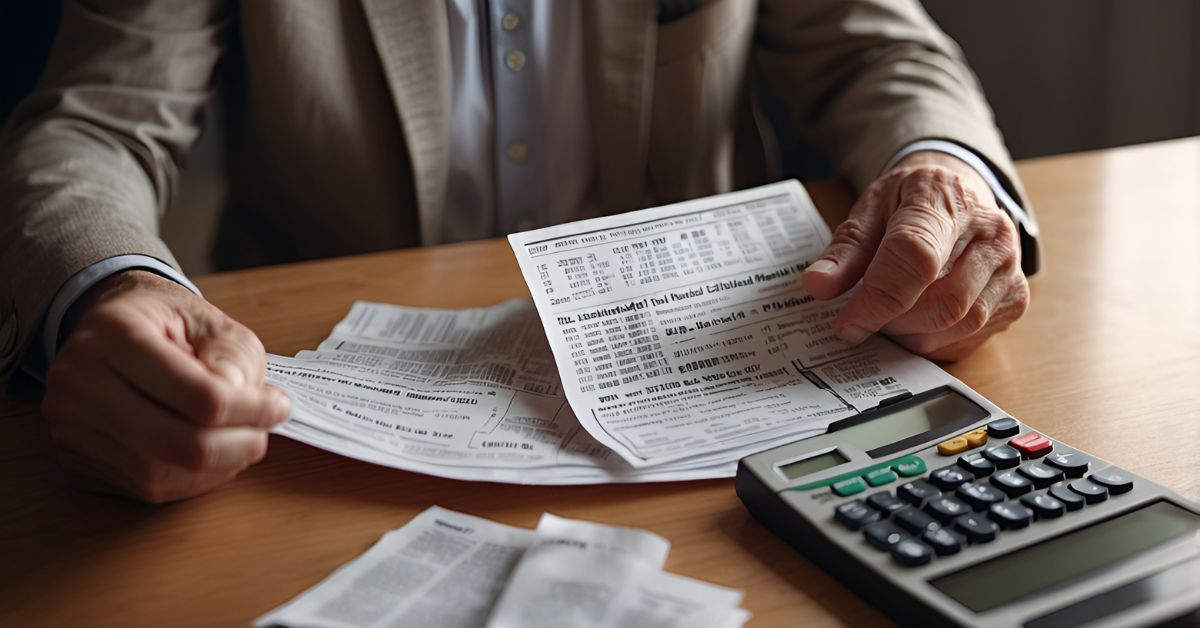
[937,437,970,456]
[964,428,988,448]
[1010,431,1053,458]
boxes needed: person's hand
[40,270,290,503]
[802,151,1030,362]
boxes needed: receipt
[509,180,952,467]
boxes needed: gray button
[501,12,520,30]
[505,50,526,72]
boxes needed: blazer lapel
[583,0,658,212]
[360,0,451,244]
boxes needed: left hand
[802,150,1030,362]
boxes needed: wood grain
[2,139,1198,627]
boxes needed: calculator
[736,385,1200,627]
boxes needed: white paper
[486,514,741,628]
[254,507,535,628]
[265,300,743,484]
[257,507,747,628]
[509,180,954,467]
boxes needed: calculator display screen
[778,450,848,480]
[931,501,1199,613]
[831,390,987,457]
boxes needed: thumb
[189,313,267,389]
[802,183,888,299]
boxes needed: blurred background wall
[3,1,1199,275]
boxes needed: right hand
[41,270,290,503]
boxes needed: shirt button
[506,142,528,162]
[501,12,520,31]
[505,50,526,72]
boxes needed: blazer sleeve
[0,0,231,391]
[753,0,1039,274]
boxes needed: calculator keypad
[827,423,1134,568]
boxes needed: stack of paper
[255,507,749,628]
[267,180,957,482]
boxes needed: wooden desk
[2,139,1198,627]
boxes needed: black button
[1049,482,1086,511]
[983,444,1022,469]
[890,538,935,566]
[897,479,941,506]
[990,470,1034,496]
[1089,467,1134,495]
[956,481,1007,510]
[988,501,1034,529]
[953,513,1000,543]
[986,417,1020,438]
[1021,492,1066,519]
[1044,451,1090,478]
[930,465,974,490]
[866,491,906,515]
[924,496,972,523]
[922,527,963,556]
[957,452,996,478]
[893,506,941,535]
[835,500,882,530]
[1017,461,1065,489]
[1068,478,1109,504]
[863,520,909,551]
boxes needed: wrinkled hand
[41,270,290,503]
[802,151,1029,362]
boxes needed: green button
[832,476,867,496]
[893,455,927,477]
[865,467,898,486]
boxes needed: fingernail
[838,325,872,344]
[213,359,245,387]
[807,259,837,274]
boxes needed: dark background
[4,1,1199,272]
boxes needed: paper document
[265,299,738,483]
[509,180,951,467]
[256,507,748,628]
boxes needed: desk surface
[2,139,1199,627]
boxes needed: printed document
[255,507,748,628]
[509,180,950,467]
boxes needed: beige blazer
[0,0,1027,390]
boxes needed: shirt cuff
[22,255,201,382]
[884,139,1039,239]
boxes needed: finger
[81,363,272,471]
[190,317,267,389]
[881,240,1003,335]
[888,269,1027,357]
[54,422,243,503]
[98,330,288,428]
[802,182,891,300]
[833,178,963,343]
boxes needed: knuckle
[192,383,227,426]
[932,290,972,331]
[831,218,874,250]
[882,229,944,285]
[131,464,173,504]
[858,281,910,318]
[961,301,990,335]
[185,435,217,471]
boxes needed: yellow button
[964,428,988,448]
[505,50,526,72]
[502,12,520,30]
[936,437,969,456]
[506,142,528,162]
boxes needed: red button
[1010,431,1053,458]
